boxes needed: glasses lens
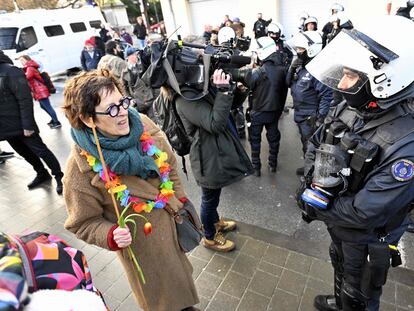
[108,104,120,117]
[121,97,131,109]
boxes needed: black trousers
[248,110,282,169]
[6,133,62,177]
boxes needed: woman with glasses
[62,69,200,311]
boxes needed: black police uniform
[241,53,288,173]
[300,95,414,310]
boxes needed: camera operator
[230,36,288,176]
[297,16,414,311]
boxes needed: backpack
[153,93,192,157]
[40,71,56,94]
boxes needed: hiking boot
[55,173,64,195]
[27,171,52,189]
[314,295,340,311]
[0,151,14,160]
[202,232,235,252]
[296,167,305,176]
[50,121,62,129]
[47,120,54,127]
[215,218,237,233]
[269,165,277,173]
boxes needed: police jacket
[243,54,288,113]
[289,66,333,123]
[304,99,414,242]
[0,53,38,141]
[176,88,253,189]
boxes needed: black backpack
[153,93,192,157]
[40,71,56,94]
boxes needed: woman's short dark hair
[105,40,118,55]
[63,69,125,129]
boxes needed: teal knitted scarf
[71,108,159,179]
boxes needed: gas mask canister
[301,144,350,209]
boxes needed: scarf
[71,108,159,179]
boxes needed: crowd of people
[1,2,414,311]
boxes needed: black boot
[296,167,305,176]
[28,170,52,189]
[407,223,414,233]
[314,295,340,311]
[55,172,64,195]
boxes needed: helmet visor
[305,31,372,94]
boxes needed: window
[89,20,102,29]
[0,27,18,50]
[70,22,87,33]
[44,25,64,37]
[16,27,38,52]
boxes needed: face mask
[341,83,375,109]
[297,51,310,64]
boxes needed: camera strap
[162,54,211,101]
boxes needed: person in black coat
[133,16,147,50]
[0,50,63,194]
[253,13,272,38]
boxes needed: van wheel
[66,67,81,76]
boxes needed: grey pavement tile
[306,277,333,294]
[225,232,249,251]
[285,251,312,275]
[397,308,410,311]
[262,245,288,267]
[257,260,283,277]
[196,296,210,311]
[240,238,268,259]
[298,286,319,311]
[277,269,307,296]
[396,283,414,309]
[93,274,115,293]
[231,253,259,278]
[269,288,300,311]
[188,255,209,280]
[215,249,240,260]
[205,254,234,279]
[309,258,334,283]
[236,291,269,311]
[195,271,223,300]
[248,270,278,298]
[81,244,101,261]
[116,294,143,311]
[206,291,240,311]
[382,281,396,305]
[218,271,250,298]
[96,257,125,281]
[380,301,397,311]
[105,274,132,302]
[104,294,122,311]
[191,245,215,261]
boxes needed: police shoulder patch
[391,159,414,182]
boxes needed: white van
[0,6,106,74]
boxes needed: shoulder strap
[11,235,37,292]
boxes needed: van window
[0,27,18,50]
[16,27,38,52]
[70,22,87,33]
[44,25,65,37]
[89,20,102,29]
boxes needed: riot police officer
[297,16,414,311]
[266,23,293,70]
[231,37,288,176]
[286,31,333,176]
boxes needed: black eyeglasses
[95,96,135,118]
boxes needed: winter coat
[22,60,49,100]
[0,52,38,140]
[133,23,147,40]
[80,49,104,71]
[63,114,199,311]
[175,89,254,189]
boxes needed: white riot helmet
[304,16,318,30]
[289,31,322,58]
[306,16,414,109]
[256,36,277,60]
[331,12,350,27]
[267,23,282,36]
[218,27,236,45]
[331,3,344,13]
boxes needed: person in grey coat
[174,69,253,252]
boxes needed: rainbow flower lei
[81,129,175,214]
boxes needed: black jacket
[133,23,147,40]
[243,54,288,112]
[253,18,271,38]
[304,100,414,242]
[0,52,38,140]
[175,89,253,189]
